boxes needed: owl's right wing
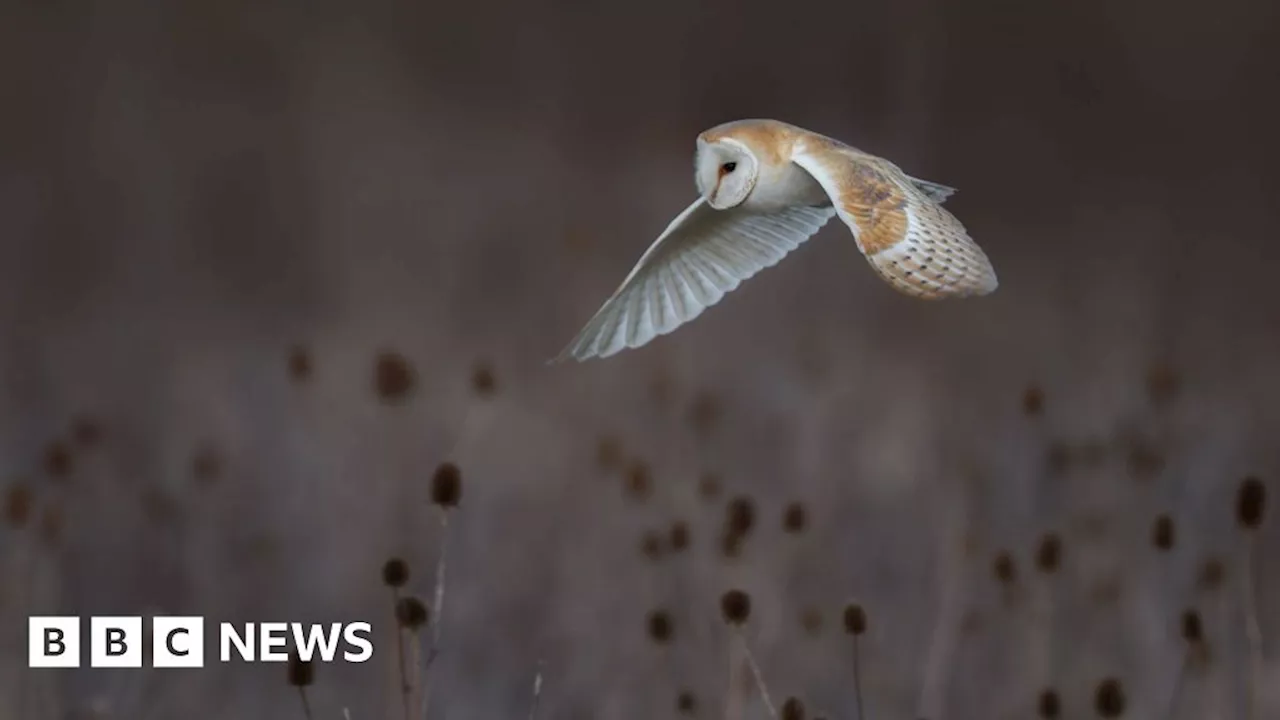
[553,198,836,362]
[790,141,998,299]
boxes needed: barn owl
[554,118,998,362]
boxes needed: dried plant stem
[1205,593,1230,720]
[724,633,744,720]
[407,632,424,718]
[917,498,967,719]
[1163,651,1190,720]
[432,513,450,649]
[16,535,40,720]
[297,687,314,720]
[736,632,778,719]
[1031,583,1057,700]
[390,588,411,720]
[852,634,866,720]
[419,512,451,720]
[1242,538,1262,720]
[527,660,545,720]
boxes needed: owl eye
[721,162,737,173]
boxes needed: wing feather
[554,198,835,361]
[791,140,998,299]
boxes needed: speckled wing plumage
[554,198,836,362]
[790,137,998,299]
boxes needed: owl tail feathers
[906,176,958,204]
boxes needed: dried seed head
[1075,511,1110,536]
[431,462,462,508]
[669,521,690,552]
[726,496,755,537]
[1126,442,1164,481]
[993,551,1017,585]
[646,609,673,644]
[374,350,416,403]
[842,603,867,636]
[719,532,743,560]
[1022,385,1045,417]
[781,697,806,720]
[1038,689,1060,719]
[1035,533,1062,573]
[1197,557,1226,592]
[676,690,697,714]
[782,502,807,534]
[1094,678,1125,717]
[287,346,312,382]
[624,461,652,502]
[381,558,409,588]
[799,607,823,636]
[140,486,180,525]
[1089,576,1125,607]
[287,652,314,687]
[3,484,32,529]
[1152,514,1175,551]
[1236,476,1266,530]
[720,589,750,626]
[396,596,430,630]
[192,446,223,486]
[640,530,664,561]
[70,416,103,447]
[687,391,723,438]
[1180,609,1202,644]
[470,361,496,397]
[1045,442,1071,478]
[595,436,623,472]
[698,472,723,501]
[44,441,72,480]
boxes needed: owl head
[694,135,758,210]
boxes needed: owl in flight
[555,119,998,362]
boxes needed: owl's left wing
[790,140,998,299]
[553,198,835,362]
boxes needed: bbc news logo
[29,617,373,668]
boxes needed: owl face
[694,137,758,210]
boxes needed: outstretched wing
[554,198,836,362]
[790,141,998,299]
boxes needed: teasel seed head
[381,557,409,588]
[1236,476,1266,530]
[842,603,867,636]
[395,596,430,630]
[720,589,750,626]
[1094,677,1125,717]
[287,652,314,687]
[647,609,673,644]
[431,462,463,508]
[782,502,807,534]
[1152,514,1175,551]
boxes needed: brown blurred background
[2,0,1280,718]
